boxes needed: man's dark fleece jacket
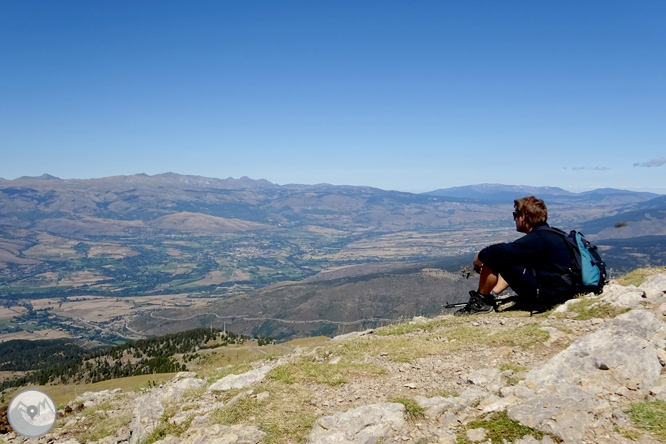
[478,222,574,301]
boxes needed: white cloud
[569,166,609,171]
[633,158,666,167]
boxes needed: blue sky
[1,1,665,193]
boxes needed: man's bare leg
[478,266,510,295]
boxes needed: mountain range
[1,173,663,234]
[1,173,665,342]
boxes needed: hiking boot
[454,291,495,316]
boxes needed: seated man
[455,196,575,316]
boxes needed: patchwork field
[0,293,221,344]
[318,228,519,260]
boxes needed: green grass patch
[388,396,425,420]
[628,400,666,440]
[456,411,562,443]
[563,297,630,321]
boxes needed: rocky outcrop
[152,425,265,444]
[501,306,666,443]
[306,403,406,444]
[208,362,282,392]
[70,388,123,409]
[7,272,666,444]
[130,373,207,444]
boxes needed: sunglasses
[512,211,521,219]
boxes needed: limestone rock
[331,329,376,342]
[507,383,603,443]
[129,376,206,443]
[599,284,645,308]
[414,396,460,419]
[457,386,491,406]
[465,368,501,393]
[32,272,666,444]
[160,376,206,401]
[130,391,165,444]
[72,388,122,408]
[525,309,663,394]
[465,427,486,442]
[639,274,666,299]
[552,297,582,313]
[208,363,279,392]
[306,403,406,444]
[513,436,557,444]
[181,424,265,444]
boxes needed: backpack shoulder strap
[534,225,567,237]
[535,226,583,277]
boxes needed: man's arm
[477,233,543,271]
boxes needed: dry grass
[267,361,386,386]
[56,398,132,443]
[209,380,318,444]
[311,314,550,366]
[202,361,255,384]
[74,412,133,443]
[23,373,176,407]
[616,267,666,287]
[325,335,444,363]
[376,316,467,336]
[490,323,550,348]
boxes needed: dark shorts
[500,265,539,299]
[498,265,572,309]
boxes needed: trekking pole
[443,302,469,309]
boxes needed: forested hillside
[0,327,272,391]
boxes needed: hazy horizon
[2,2,665,193]
[1,170,663,196]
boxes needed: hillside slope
[4,268,666,444]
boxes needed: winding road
[148,310,397,325]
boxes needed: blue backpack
[543,227,607,294]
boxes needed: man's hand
[473,252,483,273]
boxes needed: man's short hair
[514,196,548,225]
